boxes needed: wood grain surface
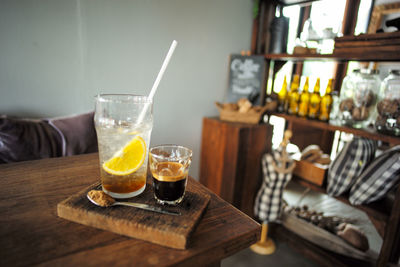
[200,117,272,218]
[57,180,210,249]
[0,153,260,267]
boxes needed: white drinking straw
[136,40,178,125]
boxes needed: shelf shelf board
[272,223,374,266]
[293,178,391,225]
[264,53,400,62]
[269,112,400,145]
[265,53,339,61]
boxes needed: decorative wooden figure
[251,130,295,255]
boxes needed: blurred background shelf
[269,112,400,145]
[249,1,400,266]
[264,52,400,62]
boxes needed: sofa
[0,112,98,163]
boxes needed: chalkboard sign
[226,55,265,105]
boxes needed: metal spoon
[87,191,180,216]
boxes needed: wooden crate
[215,101,277,124]
[200,117,273,217]
[293,160,328,186]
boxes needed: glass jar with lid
[337,69,360,125]
[375,70,400,135]
[338,68,380,128]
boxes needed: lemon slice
[102,136,146,176]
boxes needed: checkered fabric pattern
[327,137,377,197]
[349,145,400,205]
[254,147,294,223]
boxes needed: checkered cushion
[349,145,400,205]
[254,148,293,222]
[327,137,377,197]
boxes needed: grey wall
[0,0,253,178]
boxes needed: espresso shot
[149,145,192,205]
[152,162,187,204]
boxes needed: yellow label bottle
[308,78,321,119]
[277,76,288,112]
[287,74,300,115]
[319,78,333,121]
[298,77,310,118]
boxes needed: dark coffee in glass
[149,145,192,205]
[152,162,187,204]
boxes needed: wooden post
[334,0,362,92]
[251,0,277,55]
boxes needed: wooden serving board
[57,178,210,250]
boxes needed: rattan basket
[215,101,277,124]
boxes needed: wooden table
[0,153,260,267]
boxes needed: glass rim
[149,144,193,158]
[95,94,152,104]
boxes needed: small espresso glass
[149,145,192,205]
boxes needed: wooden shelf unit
[249,2,400,265]
[256,27,400,267]
[262,67,400,266]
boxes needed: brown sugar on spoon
[88,190,116,207]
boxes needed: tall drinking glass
[94,94,153,198]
